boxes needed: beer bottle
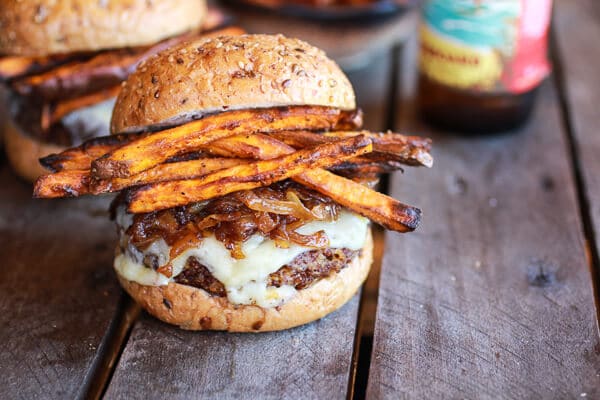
[418,0,552,134]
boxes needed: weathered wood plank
[0,167,121,399]
[367,77,600,398]
[103,59,392,399]
[105,296,359,400]
[554,0,600,302]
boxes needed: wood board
[0,164,121,399]
[366,77,600,397]
[553,0,600,307]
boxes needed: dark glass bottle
[417,0,552,134]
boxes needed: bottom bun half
[3,116,65,182]
[117,228,373,332]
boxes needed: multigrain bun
[0,0,207,57]
[3,116,65,182]
[117,229,372,332]
[111,34,356,133]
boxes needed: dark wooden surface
[554,0,600,307]
[2,2,600,399]
[0,162,121,399]
[105,298,359,400]
[367,57,600,400]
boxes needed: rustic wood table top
[1,1,599,399]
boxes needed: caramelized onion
[124,180,342,259]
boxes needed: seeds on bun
[111,34,356,133]
[0,0,207,56]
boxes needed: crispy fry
[33,170,90,198]
[91,157,244,194]
[270,130,433,167]
[37,154,385,198]
[0,54,76,81]
[126,135,372,213]
[295,170,420,232]
[40,132,145,172]
[202,133,421,232]
[330,158,404,175]
[325,130,433,168]
[207,133,300,159]
[92,107,361,179]
[11,27,245,100]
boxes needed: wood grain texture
[367,78,600,398]
[0,166,121,399]
[103,59,393,400]
[554,0,600,296]
[105,296,359,400]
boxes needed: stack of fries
[34,105,432,233]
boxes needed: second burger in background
[0,0,239,181]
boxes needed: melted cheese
[114,210,369,308]
[62,98,116,144]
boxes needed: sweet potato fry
[202,133,421,232]
[40,132,145,172]
[126,135,372,213]
[11,27,245,101]
[325,131,433,168]
[270,130,433,167]
[0,54,76,81]
[207,133,301,159]
[33,170,90,198]
[92,107,361,179]
[91,157,244,194]
[295,170,420,232]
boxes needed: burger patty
[174,247,359,296]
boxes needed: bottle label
[420,0,551,94]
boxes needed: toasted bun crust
[0,0,207,57]
[117,229,372,332]
[111,34,356,133]
[2,116,65,182]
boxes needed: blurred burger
[0,0,222,181]
[34,34,432,332]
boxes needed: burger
[34,34,432,332]
[0,0,224,181]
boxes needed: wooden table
[1,2,599,398]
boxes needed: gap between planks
[81,294,140,400]
[348,43,403,400]
[550,25,600,328]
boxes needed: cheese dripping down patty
[114,207,369,308]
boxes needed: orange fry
[33,170,90,198]
[126,135,372,213]
[270,130,433,167]
[295,170,420,232]
[203,133,421,232]
[11,27,245,100]
[0,54,75,81]
[92,106,361,179]
[91,157,244,194]
[40,132,145,172]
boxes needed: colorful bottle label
[420,0,552,94]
